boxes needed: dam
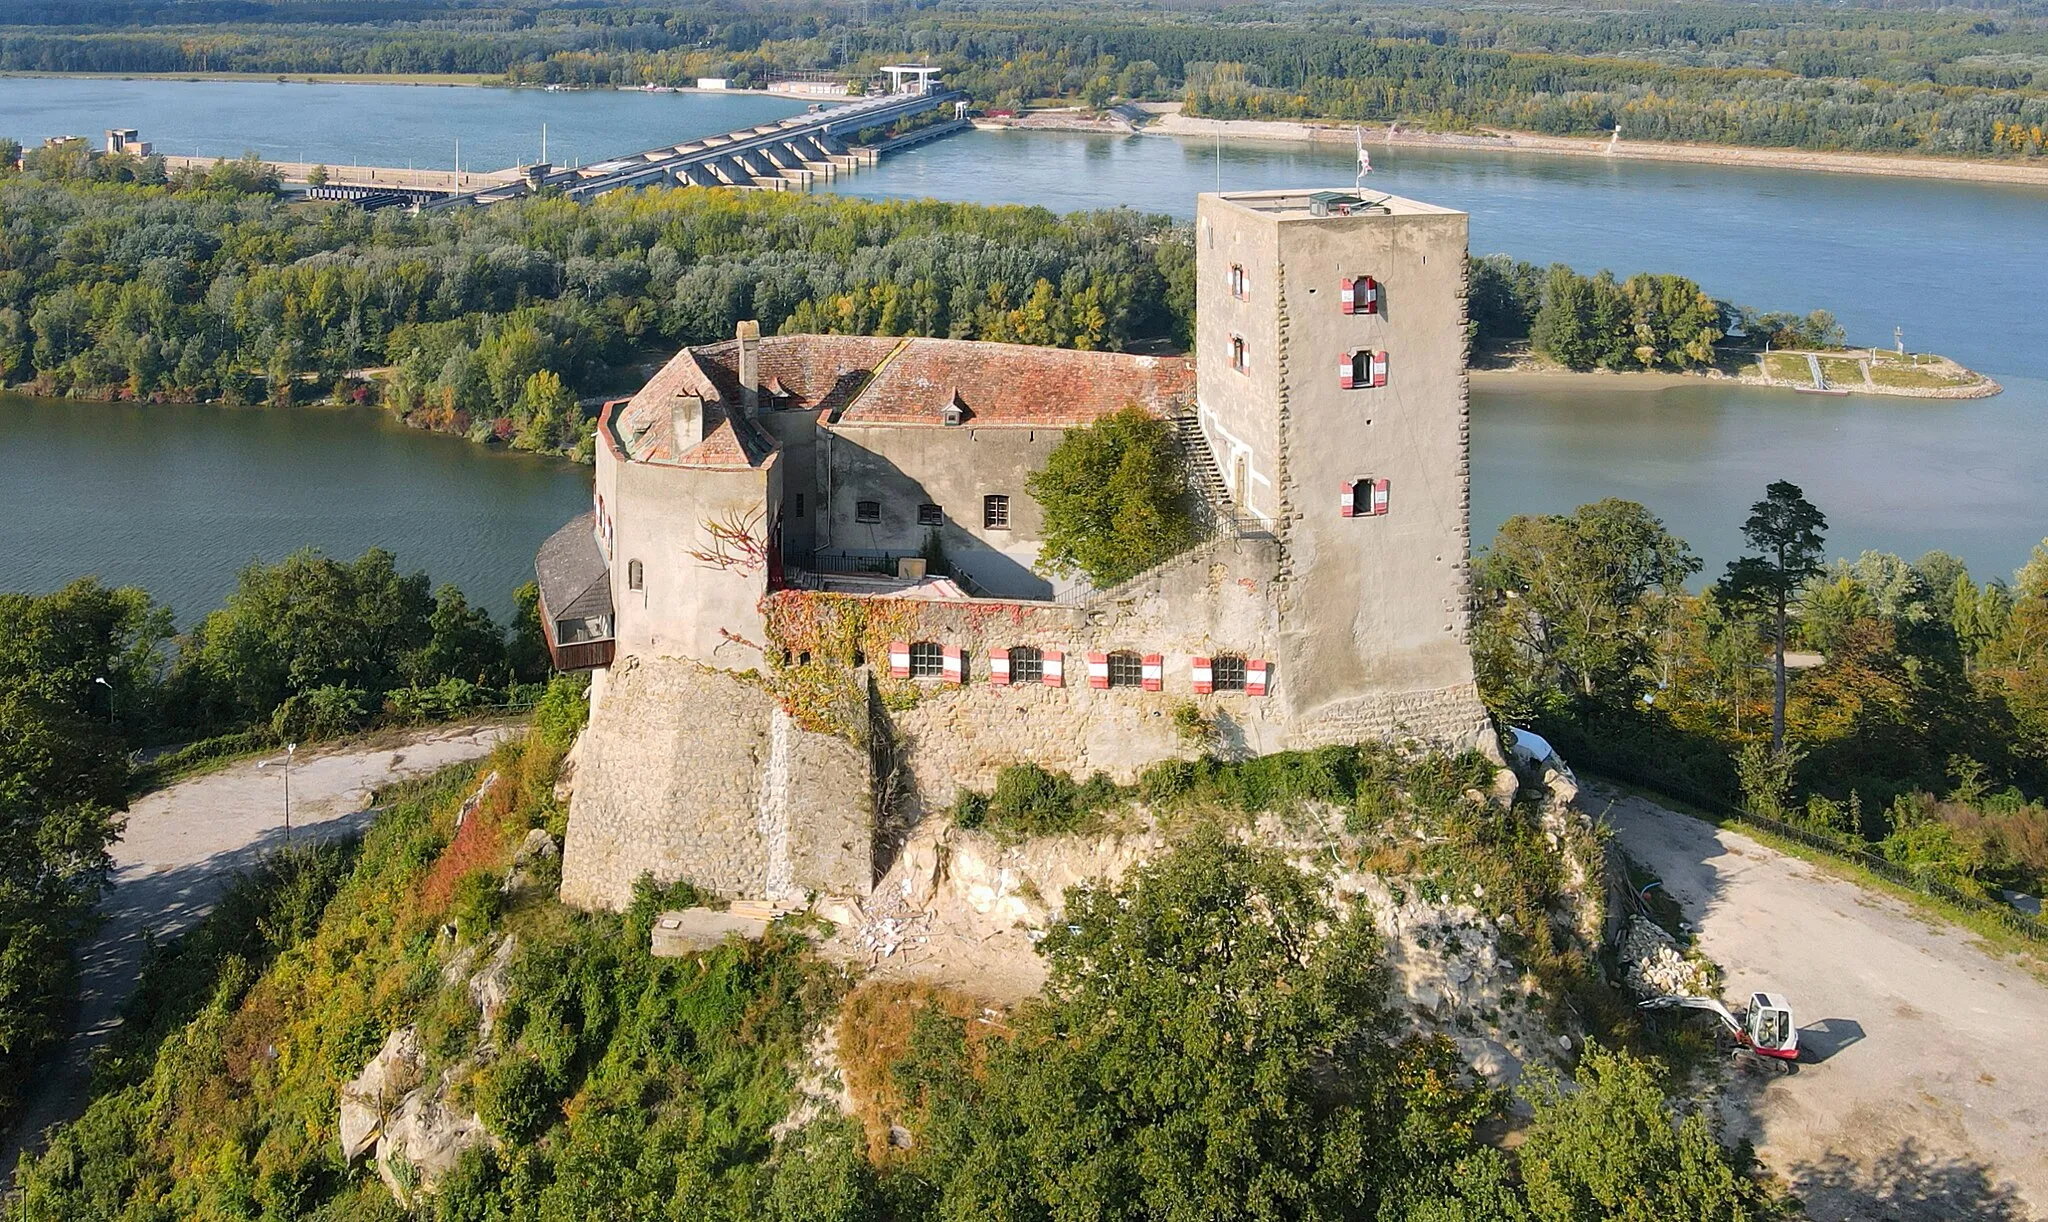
[161,71,968,210]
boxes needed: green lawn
[1869,361,1967,389]
[1759,353,1810,382]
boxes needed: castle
[534,188,1495,910]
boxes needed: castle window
[795,493,805,517]
[1229,263,1249,301]
[908,641,944,679]
[1106,650,1144,689]
[1340,350,1388,390]
[1341,275,1380,315]
[983,494,1010,530]
[1210,654,1248,692]
[1230,335,1250,374]
[856,500,881,524]
[1007,646,1043,685]
[626,559,644,591]
[917,503,943,526]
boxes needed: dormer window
[943,390,969,426]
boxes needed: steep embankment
[11,722,1787,1220]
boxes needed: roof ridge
[828,335,916,425]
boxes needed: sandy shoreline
[1470,362,2001,401]
[1137,104,2048,191]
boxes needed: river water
[2,80,2045,611]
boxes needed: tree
[178,548,435,728]
[304,163,328,188]
[1519,1045,1784,1222]
[407,585,506,686]
[1476,499,1700,705]
[1717,481,1828,752]
[902,829,1498,1221]
[1027,405,1200,587]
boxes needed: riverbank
[1472,346,2001,400]
[0,70,499,87]
[1133,103,2048,191]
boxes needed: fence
[1589,759,2048,943]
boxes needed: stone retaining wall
[560,655,871,910]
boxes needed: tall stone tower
[1194,189,1491,749]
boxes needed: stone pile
[1619,916,1716,999]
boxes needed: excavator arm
[1637,994,1742,1036]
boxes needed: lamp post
[256,742,298,842]
[93,676,113,726]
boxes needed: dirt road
[1599,784,2047,1221]
[1,724,515,1174]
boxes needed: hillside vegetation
[10,724,1790,1221]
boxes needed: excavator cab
[1745,992,1798,1059]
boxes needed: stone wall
[560,655,871,911]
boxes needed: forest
[1475,487,2048,907]
[0,552,561,1130]
[0,154,1852,456]
[4,0,2047,158]
[0,156,1192,455]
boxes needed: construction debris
[1620,915,1717,999]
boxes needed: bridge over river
[170,84,968,210]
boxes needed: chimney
[736,319,761,415]
[668,395,704,450]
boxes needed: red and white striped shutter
[887,641,911,679]
[942,645,965,684]
[1042,650,1064,687]
[1362,276,1379,315]
[1086,652,1110,689]
[1338,353,1355,389]
[1372,478,1391,516]
[988,648,1010,686]
[1370,351,1388,387]
[1141,654,1163,691]
[1339,277,1355,314]
[1340,482,1357,518]
[1246,659,1270,696]
[1191,656,1213,695]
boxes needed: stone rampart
[560,655,871,911]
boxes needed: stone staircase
[1170,412,1237,534]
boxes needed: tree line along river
[2,77,2045,620]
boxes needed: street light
[256,742,299,842]
[93,676,113,726]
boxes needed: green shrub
[984,763,1121,838]
[449,868,504,938]
[387,677,487,724]
[950,788,989,829]
[532,675,589,750]
[472,1055,556,1143]
[269,684,373,742]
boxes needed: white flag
[1355,127,1371,189]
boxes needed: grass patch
[1759,352,1810,382]
[1818,355,1867,386]
[1868,362,1967,389]
[836,982,1006,1163]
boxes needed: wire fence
[1590,760,2048,944]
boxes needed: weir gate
[429,86,969,209]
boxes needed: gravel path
[1599,783,2046,1221]
[1,724,515,1175]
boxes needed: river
[0,393,590,623]
[3,79,2045,608]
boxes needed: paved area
[1598,784,2047,1221]
[1,725,514,1175]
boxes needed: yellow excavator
[1640,992,1799,1063]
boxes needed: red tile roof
[607,333,1193,467]
[836,339,1193,427]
